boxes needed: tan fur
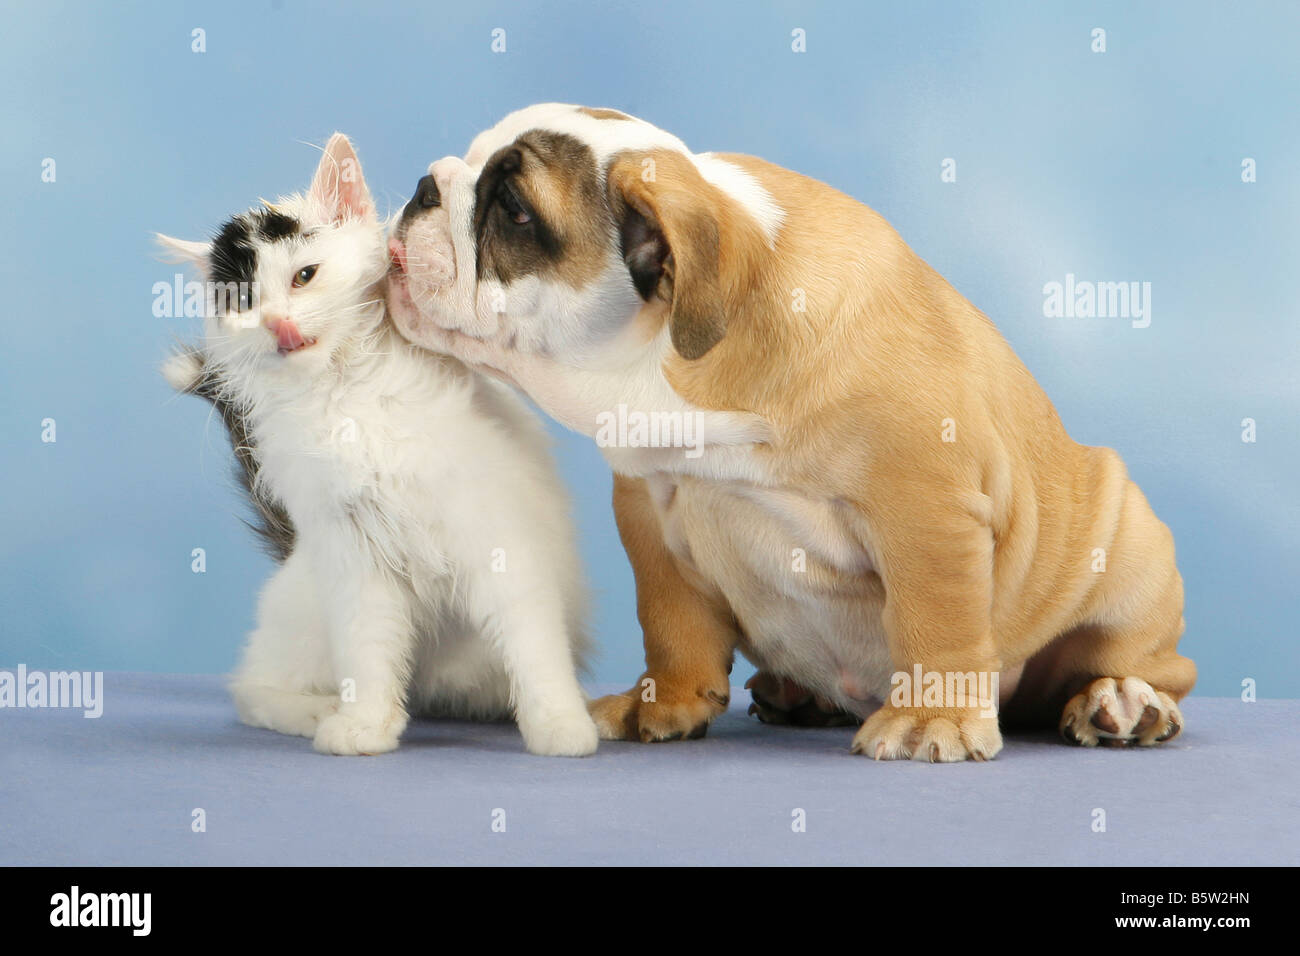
[607,150,764,358]
[595,150,1194,758]
[587,474,738,740]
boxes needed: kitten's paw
[518,706,599,757]
[312,710,405,756]
[233,685,340,738]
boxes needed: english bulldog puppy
[385,103,1196,761]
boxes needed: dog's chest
[645,474,894,707]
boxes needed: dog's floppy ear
[606,150,743,360]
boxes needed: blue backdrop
[2,1,1295,696]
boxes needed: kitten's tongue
[275,318,308,354]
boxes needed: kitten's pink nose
[263,312,288,332]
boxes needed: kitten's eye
[292,264,319,288]
[497,181,531,225]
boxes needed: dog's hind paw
[1060,676,1183,747]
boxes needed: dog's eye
[497,181,532,225]
[292,264,319,288]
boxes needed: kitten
[158,133,598,757]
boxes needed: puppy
[386,103,1195,761]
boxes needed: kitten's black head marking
[209,210,302,290]
[256,210,300,242]
[210,216,257,289]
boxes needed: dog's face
[386,103,784,376]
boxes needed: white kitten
[158,133,597,757]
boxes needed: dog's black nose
[415,174,440,209]
[400,175,442,223]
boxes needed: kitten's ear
[310,132,374,222]
[155,234,211,275]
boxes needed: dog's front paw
[312,709,405,756]
[589,678,730,743]
[1060,676,1183,747]
[518,707,599,757]
[852,705,1002,762]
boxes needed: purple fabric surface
[1,673,1294,866]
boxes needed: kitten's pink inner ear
[311,133,373,222]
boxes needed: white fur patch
[694,152,785,247]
